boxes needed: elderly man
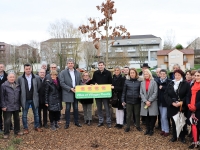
[46,63,57,79]
[60,59,82,129]
[38,69,48,128]
[1,72,23,139]
[169,64,181,80]
[18,63,42,134]
[0,63,8,133]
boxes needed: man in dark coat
[38,69,48,128]
[92,61,112,128]
[0,63,8,133]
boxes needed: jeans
[38,104,48,126]
[159,106,169,133]
[65,98,79,125]
[82,104,92,121]
[22,100,39,129]
[3,111,20,135]
[96,98,111,124]
[49,111,60,123]
[126,103,141,128]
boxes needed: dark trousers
[49,111,60,123]
[0,110,3,130]
[171,117,187,139]
[3,111,20,135]
[124,108,126,124]
[145,113,157,131]
[38,104,48,126]
[126,103,140,128]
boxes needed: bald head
[156,68,161,77]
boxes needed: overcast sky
[1,0,200,47]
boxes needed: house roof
[42,38,81,43]
[157,49,194,55]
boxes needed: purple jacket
[1,81,21,111]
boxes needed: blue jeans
[159,106,169,133]
[22,100,39,129]
[65,98,79,125]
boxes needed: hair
[191,70,197,76]
[196,69,200,74]
[114,66,121,71]
[82,71,90,77]
[174,69,185,77]
[50,70,58,75]
[41,61,47,66]
[144,69,154,80]
[50,63,57,67]
[173,64,180,69]
[98,61,105,65]
[160,69,167,74]
[24,63,32,68]
[185,70,191,76]
[7,70,16,76]
[128,68,139,78]
[66,59,74,64]
[124,66,129,69]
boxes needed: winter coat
[121,76,142,105]
[59,68,82,102]
[1,81,20,111]
[38,78,46,105]
[140,79,158,116]
[45,78,62,111]
[155,78,171,107]
[92,69,112,85]
[17,73,41,109]
[0,71,7,107]
[79,80,93,104]
[111,74,125,110]
[164,80,190,117]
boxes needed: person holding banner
[79,72,93,126]
[60,59,82,129]
[111,67,125,129]
[92,61,112,128]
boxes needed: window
[127,41,132,44]
[139,40,144,44]
[0,45,4,49]
[151,39,157,43]
[150,51,157,61]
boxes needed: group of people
[0,60,200,149]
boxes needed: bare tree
[163,30,176,50]
[137,45,148,66]
[78,0,130,67]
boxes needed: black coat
[79,80,93,104]
[45,78,62,111]
[92,69,112,85]
[187,85,200,128]
[164,80,190,117]
[1,81,21,111]
[155,78,171,107]
[121,76,142,105]
[0,71,7,107]
[111,74,125,110]
[38,78,46,105]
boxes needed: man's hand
[159,85,162,89]
[45,104,48,107]
[2,108,6,111]
[111,86,114,89]
[122,102,126,106]
[71,88,75,93]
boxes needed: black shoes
[75,123,82,127]
[117,125,123,129]
[136,127,142,131]
[43,124,48,129]
[107,124,111,128]
[84,120,88,124]
[144,130,150,135]
[149,130,154,136]
[114,124,120,128]
[64,125,69,129]
[125,128,130,132]
[170,137,177,142]
[97,123,104,127]
[180,138,186,144]
[88,120,91,126]
[188,144,199,149]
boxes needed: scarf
[53,79,58,86]
[145,79,150,91]
[188,82,200,112]
[160,77,167,83]
[172,78,183,91]
[82,78,90,85]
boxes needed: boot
[51,122,56,131]
[88,120,91,126]
[55,121,60,128]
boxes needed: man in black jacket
[0,63,8,133]
[92,61,112,128]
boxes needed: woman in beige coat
[140,69,158,136]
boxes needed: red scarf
[188,82,200,112]
[145,79,150,91]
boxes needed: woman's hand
[111,86,114,89]
[122,102,126,106]
[2,108,6,111]
[45,104,48,107]
[146,101,151,106]
[172,102,178,107]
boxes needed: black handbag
[109,92,118,106]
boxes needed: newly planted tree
[79,0,130,67]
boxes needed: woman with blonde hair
[79,71,93,126]
[140,69,158,136]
